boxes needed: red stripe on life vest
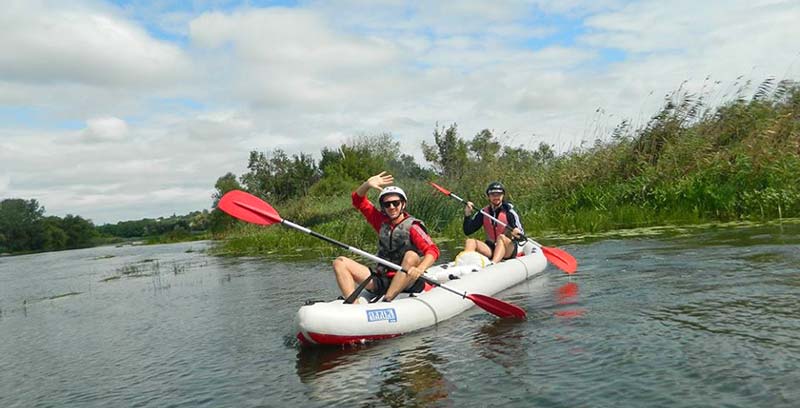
[411,224,433,245]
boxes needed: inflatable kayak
[295,242,548,346]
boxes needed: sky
[1,0,799,224]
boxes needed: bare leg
[501,237,518,260]
[492,235,515,263]
[384,251,422,301]
[473,240,493,259]
[332,256,373,298]
[464,238,479,252]
[464,238,475,251]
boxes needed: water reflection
[371,348,450,408]
[474,318,528,371]
[557,281,579,301]
[296,341,452,407]
[554,281,586,319]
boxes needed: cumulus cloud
[190,8,402,110]
[81,117,129,142]
[0,0,190,87]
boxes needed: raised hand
[367,171,394,190]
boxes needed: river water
[1,222,799,407]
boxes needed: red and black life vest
[482,205,510,242]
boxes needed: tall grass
[536,79,800,230]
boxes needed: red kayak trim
[297,331,403,346]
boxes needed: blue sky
[1,0,798,223]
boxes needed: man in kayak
[462,181,524,264]
[333,171,440,303]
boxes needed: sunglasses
[380,199,403,209]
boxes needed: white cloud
[583,1,797,55]
[1,125,243,223]
[190,8,402,110]
[82,117,129,142]
[0,0,190,88]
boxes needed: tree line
[209,128,555,205]
[207,129,554,230]
[0,198,212,254]
[96,211,211,241]
[0,199,96,253]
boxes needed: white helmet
[378,186,407,202]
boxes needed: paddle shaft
[446,192,542,247]
[276,218,466,299]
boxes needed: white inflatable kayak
[295,242,548,346]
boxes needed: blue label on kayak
[366,308,397,323]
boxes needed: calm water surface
[1,223,799,407]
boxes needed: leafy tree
[468,129,501,163]
[319,134,400,181]
[189,210,211,231]
[533,142,556,164]
[313,134,407,195]
[286,153,319,198]
[349,133,402,163]
[239,150,272,198]
[240,149,320,201]
[499,142,556,173]
[60,214,97,248]
[387,154,434,180]
[210,172,243,234]
[42,216,67,251]
[0,198,45,252]
[422,123,469,179]
[212,172,243,207]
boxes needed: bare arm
[417,253,436,271]
[406,225,439,280]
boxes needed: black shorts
[370,268,426,296]
[484,239,519,258]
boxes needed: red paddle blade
[218,190,282,226]
[467,293,526,319]
[541,246,578,274]
[428,181,452,196]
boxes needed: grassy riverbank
[216,80,800,257]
